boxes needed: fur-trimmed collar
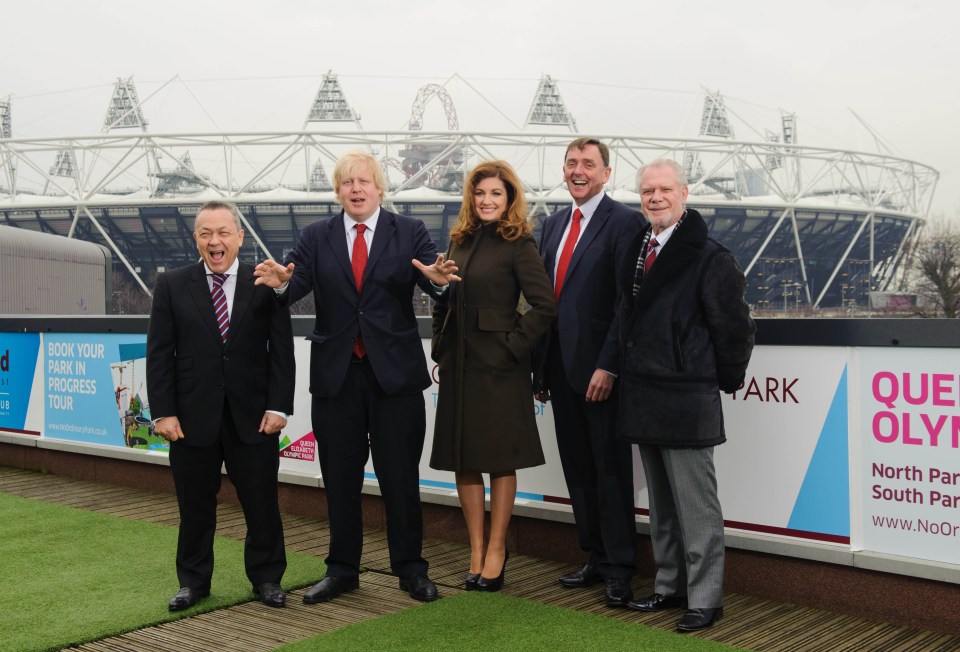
[622,208,707,304]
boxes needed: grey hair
[635,159,688,191]
[194,200,243,232]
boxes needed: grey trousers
[637,444,724,608]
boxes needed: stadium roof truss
[0,130,938,309]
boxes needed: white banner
[854,348,960,564]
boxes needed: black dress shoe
[559,562,602,588]
[465,572,481,591]
[399,574,439,602]
[476,550,508,592]
[254,582,286,608]
[604,577,633,608]
[303,575,359,604]
[627,592,688,612]
[168,586,209,612]
[677,607,723,631]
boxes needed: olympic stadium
[0,73,939,311]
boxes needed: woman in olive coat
[429,160,556,591]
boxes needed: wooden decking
[2,466,958,652]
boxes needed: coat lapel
[542,208,569,284]
[187,263,224,345]
[634,210,708,308]
[364,209,395,286]
[564,196,611,282]
[227,263,254,349]
[325,213,355,286]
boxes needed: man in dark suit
[620,159,754,631]
[147,200,295,611]
[254,151,458,605]
[534,138,644,608]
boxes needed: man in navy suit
[147,200,295,611]
[254,151,458,604]
[534,138,644,608]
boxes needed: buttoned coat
[430,223,556,472]
[146,261,295,446]
[618,209,755,447]
[284,208,439,398]
[533,194,644,394]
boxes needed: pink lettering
[873,411,898,443]
[932,374,956,407]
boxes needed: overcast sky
[3,0,958,215]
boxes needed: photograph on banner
[44,333,167,452]
[0,332,43,436]
[857,347,960,565]
[715,345,851,544]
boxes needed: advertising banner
[281,338,854,545]
[0,332,43,435]
[856,348,960,564]
[44,333,167,452]
[718,345,851,542]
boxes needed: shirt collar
[651,211,685,247]
[572,192,605,221]
[345,207,381,233]
[203,258,239,276]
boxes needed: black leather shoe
[400,574,439,602]
[168,586,209,611]
[677,607,724,631]
[476,550,508,593]
[604,577,633,608]
[627,592,688,612]
[465,572,481,591]
[559,563,602,588]
[303,575,359,604]
[253,582,286,608]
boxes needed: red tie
[554,208,582,299]
[644,237,659,275]
[352,223,368,358]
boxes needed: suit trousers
[637,443,724,608]
[546,341,636,578]
[169,403,286,590]
[312,358,428,578]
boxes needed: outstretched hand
[413,254,461,286]
[254,260,295,288]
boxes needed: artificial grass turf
[275,592,747,652]
[0,491,325,652]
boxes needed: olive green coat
[429,223,557,473]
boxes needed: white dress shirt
[553,191,605,279]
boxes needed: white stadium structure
[0,73,939,310]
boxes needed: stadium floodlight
[103,77,149,132]
[525,75,576,131]
[305,70,362,127]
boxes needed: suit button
[626,342,635,348]
[222,355,228,361]
[218,384,225,390]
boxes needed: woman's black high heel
[476,550,509,592]
[465,572,481,591]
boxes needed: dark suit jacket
[534,194,644,395]
[284,208,439,397]
[146,261,296,446]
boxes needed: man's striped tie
[210,273,230,343]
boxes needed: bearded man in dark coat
[618,159,755,632]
